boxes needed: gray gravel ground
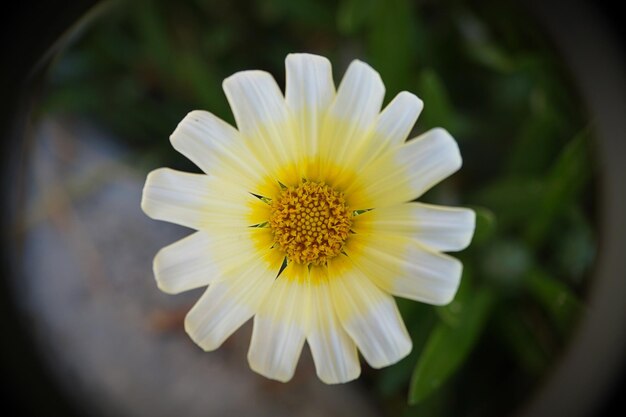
[14,118,379,417]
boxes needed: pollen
[269,181,352,265]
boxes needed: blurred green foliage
[409,277,495,404]
[42,0,595,416]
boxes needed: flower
[141,53,475,384]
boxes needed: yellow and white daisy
[141,53,475,384]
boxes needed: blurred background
[1,0,624,416]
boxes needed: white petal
[223,71,299,184]
[170,110,269,192]
[153,228,274,294]
[247,263,309,382]
[375,91,423,147]
[328,256,412,369]
[141,168,257,230]
[353,203,476,252]
[153,231,214,294]
[285,53,335,161]
[328,60,385,133]
[318,60,385,180]
[346,128,462,208]
[185,250,282,351]
[346,234,462,305]
[307,266,360,384]
[346,91,424,170]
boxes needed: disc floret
[269,181,352,265]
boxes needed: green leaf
[379,303,437,396]
[466,43,514,73]
[469,206,497,246]
[481,239,533,291]
[408,287,494,405]
[416,69,456,133]
[255,0,334,26]
[176,51,223,110]
[555,208,596,283]
[473,177,544,232]
[456,12,514,73]
[494,308,550,375]
[524,128,592,246]
[403,383,452,417]
[134,0,173,69]
[377,351,418,398]
[336,0,375,35]
[506,90,566,176]
[435,268,472,327]
[526,269,583,335]
[367,0,414,97]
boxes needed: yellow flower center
[269,181,352,265]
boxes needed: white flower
[141,53,475,384]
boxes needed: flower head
[141,53,475,384]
